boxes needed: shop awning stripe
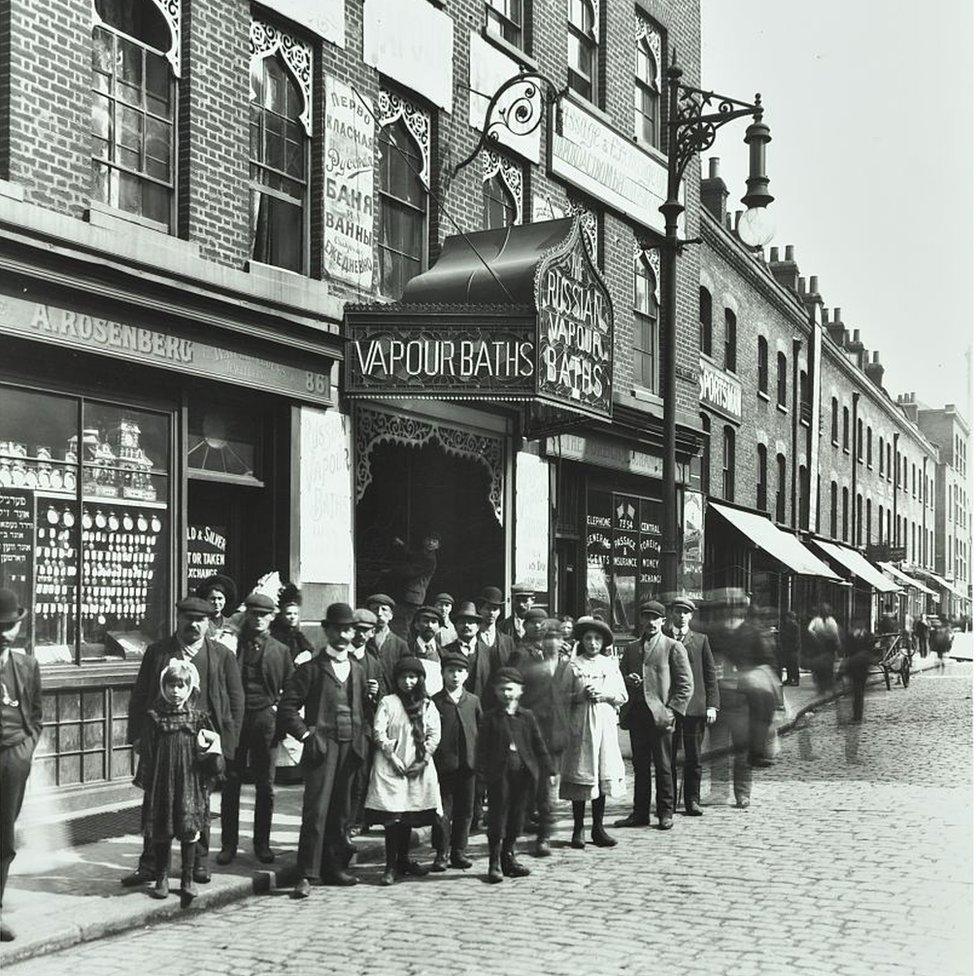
[709,503,844,580]
[910,568,970,601]
[879,562,938,597]
[807,539,902,593]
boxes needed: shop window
[831,397,839,444]
[699,287,713,356]
[724,309,737,372]
[634,12,662,148]
[486,0,524,48]
[722,426,735,502]
[757,337,768,394]
[249,36,310,274]
[756,443,767,512]
[0,383,171,666]
[829,481,838,538]
[633,255,659,393]
[585,489,660,634]
[699,413,711,497]
[776,351,787,407]
[775,453,786,523]
[567,0,598,104]
[378,95,430,299]
[91,0,176,227]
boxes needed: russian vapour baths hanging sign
[534,224,613,420]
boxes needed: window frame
[775,452,786,524]
[482,171,518,230]
[699,413,711,497]
[831,397,839,444]
[699,287,713,357]
[757,337,769,395]
[776,351,787,408]
[756,443,768,512]
[724,308,737,372]
[634,12,662,148]
[485,0,525,50]
[567,0,599,105]
[633,253,659,393]
[722,425,735,502]
[830,480,838,538]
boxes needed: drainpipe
[851,391,860,545]
[922,456,928,568]
[790,338,802,528]
[892,432,900,550]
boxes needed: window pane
[250,189,303,273]
[92,94,113,156]
[264,114,285,171]
[145,52,170,116]
[91,160,111,205]
[117,105,143,169]
[145,117,170,176]
[92,28,114,89]
[141,179,170,224]
[117,37,143,106]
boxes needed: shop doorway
[355,440,504,624]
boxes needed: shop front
[0,274,339,798]
[344,217,613,626]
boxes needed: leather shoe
[613,814,650,828]
[570,828,585,850]
[254,846,276,865]
[193,864,211,884]
[397,859,429,878]
[736,797,751,809]
[591,827,617,848]
[120,869,153,887]
[291,877,311,899]
[381,867,397,886]
[449,851,472,869]
[686,801,704,817]
[0,922,14,942]
[501,852,531,878]
[216,847,236,866]
[430,852,449,872]
[658,816,674,830]
[323,869,358,886]
[534,839,552,858]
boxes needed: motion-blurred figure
[807,605,842,695]
[778,610,801,686]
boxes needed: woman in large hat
[365,656,442,885]
[559,616,628,850]
[194,574,238,646]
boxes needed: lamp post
[658,50,775,598]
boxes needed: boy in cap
[430,652,482,871]
[219,592,294,866]
[348,608,386,833]
[615,600,693,831]
[476,668,552,883]
[499,583,536,640]
[279,603,368,896]
[365,594,409,690]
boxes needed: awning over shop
[709,503,843,580]
[807,539,902,593]
[910,568,970,602]
[879,562,938,597]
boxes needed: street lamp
[658,50,774,599]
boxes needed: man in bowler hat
[476,586,516,667]
[279,603,367,897]
[0,589,43,942]
[666,597,719,816]
[440,601,504,702]
[615,600,693,830]
[499,583,536,640]
[218,592,294,865]
[123,596,244,886]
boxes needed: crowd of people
[0,572,939,938]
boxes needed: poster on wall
[186,524,228,592]
[585,491,612,620]
[323,75,375,292]
[514,452,549,594]
[679,489,704,600]
[299,408,354,588]
[639,497,662,604]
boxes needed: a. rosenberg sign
[344,218,614,421]
[699,358,742,421]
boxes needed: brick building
[0,0,705,801]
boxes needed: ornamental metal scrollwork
[250,20,313,137]
[482,150,524,225]
[633,239,661,303]
[92,0,181,75]
[568,201,598,262]
[377,88,431,184]
[355,408,505,525]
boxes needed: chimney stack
[769,246,779,262]
[701,156,729,223]
[769,243,800,293]
[827,307,846,347]
[866,349,885,390]
[809,275,819,295]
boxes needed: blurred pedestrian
[430,653,481,872]
[778,610,801,686]
[366,657,442,886]
[807,604,842,694]
[930,620,953,667]
[270,584,315,663]
[615,600,693,831]
[560,617,626,849]
[0,589,42,943]
[913,614,929,657]
[477,668,552,883]
[666,597,718,815]
[730,605,780,769]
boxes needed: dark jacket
[5,649,43,744]
[618,634,694,730]
[369,630,410,689]
[432,688,481,776]
[478,628,516,668]
[497,614,524,639]
[666,629,719,717]
[512,650,583,755]
[475,705,552,785]
[277,655,368,760]
[441,638,506,703]
[128,636,245,757]
[269,618,316,663]
[236,630,295,709]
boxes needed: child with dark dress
[476,667,552,884]
[133,659,223,907]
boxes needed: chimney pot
[872,350,880,364]
[785,245,795,261]
[708,157,720,178]
[809,275,819,293]
[798,276,806,293]
[834,307,842,322]
[725,212,732,230]
[734,210,742,229]
[769,246,779,262]
[852,329,860,343]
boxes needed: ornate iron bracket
[450,70,567,183]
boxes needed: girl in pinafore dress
[134,659,223,907]
[365,656,442,885]
[560,617,628,850]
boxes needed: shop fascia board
[0,193,344,358]
[608,393,703,461]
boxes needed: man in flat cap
[432,592,457,647]
[411,605,445,695]
[280,603,368,896]
[123,596,244,886]
[510,607,549,665]
[615,600,693,830]
[499,583,536,641]
[666,597,718,816]
[365,594,410,689]
[218,593,294,866]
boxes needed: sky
[701,0,973,422]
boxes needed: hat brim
[573,620,614,645]
[0,606,28,626]
[195,574,237,606]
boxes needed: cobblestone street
[8,664,972,976]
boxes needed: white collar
[447,685,464,703]
[325,645,349,663]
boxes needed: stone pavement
[3,661,970,976]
